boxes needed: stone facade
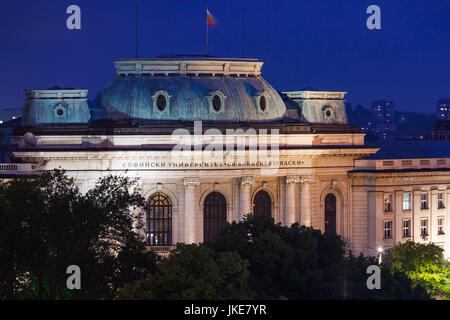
[1,56,449,259]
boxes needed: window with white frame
[420,218,429,237]
[438,217,445,235]
[438,192,445,209]
[402,193,411,210]
[384,220,393,239]
[384,193,393,212]
[402,219,411,238]
[420,193,428,210]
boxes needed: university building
[1,56,449,258]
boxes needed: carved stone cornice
[301,176,316,184]
[286,175,301,184]
[240,176,255,190]
[184,177,200,188]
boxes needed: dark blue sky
[0,0,449,113]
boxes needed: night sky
[0,0,449,113]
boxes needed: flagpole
[241,7,244,58]
[206,7,209,55]
[136,5,138,58]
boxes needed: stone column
[239,176,255,220]
[184,177,200,244]
[285,176,301,226]
[300,176,315,227]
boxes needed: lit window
[403,219,411,238]
[420,219,428,237]
[384,193,393,212]
[438,192,445,209]
[438,217,445,235]
[384,221,392,239]
[146,192,172,246]
[402,193,411,210]
[420,193,428,210]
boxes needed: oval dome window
[156,94,167,111]
[259,96,267,111]
[212,95,221,111]
[56,108,65,116]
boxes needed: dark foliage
[0,170,157,299]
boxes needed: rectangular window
[403,219,411,238]
[384,193,393,212]
[438,192,445,209]
[421,219,429,237]
[438,217,445,235]
[402,160,412,166]
[402,193,411,211]
[384,220,393,239]
[420,193,428,210]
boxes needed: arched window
[146,192,172,246]
[324,193,336,234]
[203,192,227,242]
[253,190,272,217]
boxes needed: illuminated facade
[0,56,449,258]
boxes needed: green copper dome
[95,57,287,122]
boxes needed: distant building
[431,120,450,141]
[370,100,396,141]
[437,99,450,120]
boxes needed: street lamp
[377,247,383,264]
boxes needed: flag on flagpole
[207,9,218,27]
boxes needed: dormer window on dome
[253,91,270,115]
[152,90,171,115]
[322,105,335,122]
[53,102,67,120]
[207,90,226,114]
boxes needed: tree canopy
[0,171,436,300]
[383,241,450,298]
[119,215,430,300]
[0,170,157,299]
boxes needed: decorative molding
[151,90,172,115]
[114,58,263,77]
[184,177,200,188]
[286,175,301,184]
[301,176,316,184]
[322,105,335,122]
[206,90,227,114]
[240,176,255,190]
[53,101,68,120]
[252,90,270,115]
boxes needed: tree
[209,215,430,300]
[383,241,450,298]
[0,170,157,299]
[117,215,431,300]
[117,244,251,300]
[342,252,429,300]
[209,215,346,299]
